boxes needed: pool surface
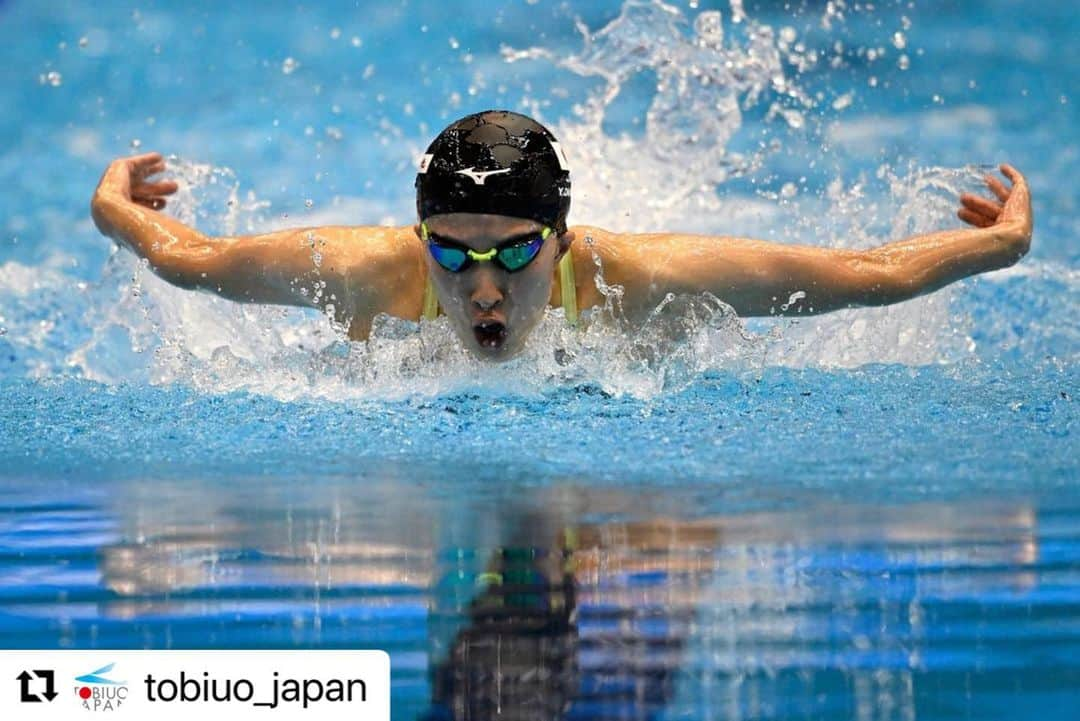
[2,1,1078,719]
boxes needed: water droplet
[329,27,341,40]
[780,182,797,198]
[44,71,62,87]
[832,92,853,110]
[780,26,797,44]
[779,290,806,311]
[449,36,460,50]
[351,36,362,47]
[305,199,314,208]
[778,107,804,129]
[892,31,906,50]
[325,126,343,141]
[78,36,89,48]
[281,56,299,75]
[897,54,910,70]
[130,138,141,149]
[362,64,375,79]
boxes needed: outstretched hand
[957,163,1032,260]
[94,151,178,211]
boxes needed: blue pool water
[1,0,1078,719]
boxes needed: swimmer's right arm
[90,152,425,336]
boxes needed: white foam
[4,0,1058,399]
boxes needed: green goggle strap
[419,223,577,326]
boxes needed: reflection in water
[426,546,578,720]
[0,477,1076,720]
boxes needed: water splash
[502,0,815,225]
[2,0,1070,402]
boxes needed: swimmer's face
[415,212,573,361]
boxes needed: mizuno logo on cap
[456,167,512,185]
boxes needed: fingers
[958,208,994,228]
[131,178,177,212]
[122,152,167,184]
[134,159,166,181]
[133,197,167,211]
[999,163,1025,187]
[985,174,1010,203]
[960,192,1002,218]
[958,190,1002,229]
[126,151,163,167]
[124,153,163,177]
[132,180,179,197]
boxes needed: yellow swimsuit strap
[421,251,578,326]
[421,273,440,321]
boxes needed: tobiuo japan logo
[74,663,129,713]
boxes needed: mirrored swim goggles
[421,221,552,273]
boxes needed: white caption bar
[1,650,389,720]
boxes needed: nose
[470,268,504,313]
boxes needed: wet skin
[91,152,1034,365]
[414,213,575,359]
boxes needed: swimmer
[90,109,1032,360]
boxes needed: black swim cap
[415,109,572,235]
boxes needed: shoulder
[320,224,427,319]
[302,224,424,276]
[564,224,656,313]
[312,224,422,260]
[567,224,681,256]
[566,223,662,273]
[565,224,720,319]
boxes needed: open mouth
[473,320,508,350]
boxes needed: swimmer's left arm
[573,226,899,319]
[576,164,1032,319]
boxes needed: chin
[465,330,531,362]
[468,338,522,362]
